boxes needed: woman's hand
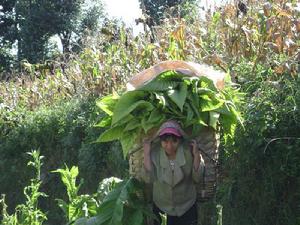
[143,138,151,154]
[190,139,199,157]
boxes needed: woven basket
[127,60,224,202]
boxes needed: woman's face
[160,134,180,155]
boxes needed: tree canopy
[138,0,198,27]
[0,0,105,67]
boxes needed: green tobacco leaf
[198,111,209,126]
[160,70,184,80]
[96,95,119,116]
[97,125,125,142]
[200,93,224,112]
[137,79,179,91]
[124,118,141,131]
[148,108,163,124]
[141,117,156,133]
[154,93,166,108]
[109,181,132,225]
[209,111,220,129]
[92,201,115,224]
[95,116,112,128]
[82,179,139,225]
[112,91,150,125]
[219,113,237,140]
[186,90,201,116]
[184,103,194,125]
[168,83,188,112]
[214,104,232,116]
[120,130,139,157]
[125,210,143,225]
[198,76,218,91]
[227,102,243,127]
[141,109,164,133]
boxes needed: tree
[0,0,105,67]
[0,0,18,71]
[55,0,106,53]
[138,0,199,27]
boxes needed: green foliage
[0,0,105,64]
[53,166,99,224]
[139,0,199,27]
[0,97,128,224]
[74,177,151,225]
[0,0,17,71]
[0,150,47,225]
[97,71,242,156]
[218,65,300,225]
[53,164,151,225]
[0,1,299,225]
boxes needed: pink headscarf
[156,120,187,138]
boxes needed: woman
[143,120,205,225]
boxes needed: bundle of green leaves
[96,71,242,157]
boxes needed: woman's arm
[143,139,152,172]
[190,139,205,183]
[190,139,203,171]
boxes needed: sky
[102,0,143,35]
[103,0,142,25]
[102,0,228,35]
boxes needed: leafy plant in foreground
[53,165,99,224]
[0,150,47,225]
[54,164,151,225]
[74,177,152,225]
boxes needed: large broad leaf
[227,102,243,127]
[198,76,218,91]
[219,113,237,142]
[112,91,151,125]
[74,201,116,225]
[96,95,119,116]
[200,93,224,112]
[95,116,112,128]
[141,109,164,133]
[214,103,232,116]
[124,118,141,131]
[97,177,123,202]
[120,130,139,157]
[167,83,188,112]
[198,111,209,126]
[97,125,125,142]
[108,180,132,225]
[93,201,116,225]
[159,70,185,80]
[79,179,141,225]
[185,103,194,123]
[186,92,200,117]
[148,108,163,124]
[137,79,179,91]
[209,111,220,129]
[124,209,143,225]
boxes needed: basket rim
[126,60,225,91]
